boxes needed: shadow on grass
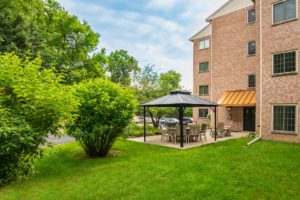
[30,142,129,182]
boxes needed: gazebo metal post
[143,106,147,142]
[179,106,184,148]
[214,106,217,141]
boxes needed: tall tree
[107,50,140,86]
[41,0,100,70]
[65,49,107,83]
[159,70,181,93]
[0,0,104,83]
[0,0,42,57]
[134,65,159,103]
[134,66,182,127]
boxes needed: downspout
[247,0,263,146]
[210,23,214,129]
[210,22,213,103]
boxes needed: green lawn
[1,138,300,200]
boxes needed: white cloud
[181,0,228,34]
[56,0,228,91]
[147,0,179,10]
[146,16,183,33]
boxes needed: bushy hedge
[124,123,160,137]
[0,54,78,186]
[0,109,37,185]
[68,79,137,157]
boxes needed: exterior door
[243,107,255,132]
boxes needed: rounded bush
[68,79,137,157]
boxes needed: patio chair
[210,122,225,138]
[160,125,170,142]
[188,124,201,143]
[167,126,176,143]
[174,125,187,143]
[224,121,232,137]
[199,124,208,141]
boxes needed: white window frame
[272,50,298,75]
[271,104,298,134]
[199,39,210,50]
[272,0,298,25]
[247,8,256,24]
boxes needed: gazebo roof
[141,90,218,107]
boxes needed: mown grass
[1,138,300,200]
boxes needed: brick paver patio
[129,131,248,149]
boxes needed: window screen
[273,51,296,74]
[273,0,296,24]
[199,39,210,49]
[248,75,256,88]
[273,105,296,132]
[199,62,209,72]
[199,109,209,118]
[199,85,209,96]
[248,42,256,55]
[248,9,255,23]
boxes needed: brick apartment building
[190,0,299,143]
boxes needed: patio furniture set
[141,89,219,148]
[160,122,232,143]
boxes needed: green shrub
[0,109,37,186]
[68,79,137,157]
[0,53,78,186]
[124,122,160,137]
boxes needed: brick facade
[192,0,300,143]
[260,0,300,143]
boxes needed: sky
[56,0,228,90]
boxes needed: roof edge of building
[189,24,211,41]
[206,0,255,22]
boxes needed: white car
[160,118,179,125]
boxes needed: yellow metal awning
[218,90,256,107]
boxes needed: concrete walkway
[129,131,248,149]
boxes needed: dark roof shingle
[141,90,217,107]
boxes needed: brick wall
[260,0,300,142]
[211,5,259,131]
[192,0,300,143]
[192,37,212,126]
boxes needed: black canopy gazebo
[141,90,218,148]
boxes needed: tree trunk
[148,111,160,128]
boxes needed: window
[273,105,296,132]
[273,51,296,74]
[248,75,256,88]
[248,41,256,55]
[248,9,255,23]
[199,39,210,49]
[199,85,209,96]
[273,0,296,24]
[199,62,209,72]
[199,109,209,118]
